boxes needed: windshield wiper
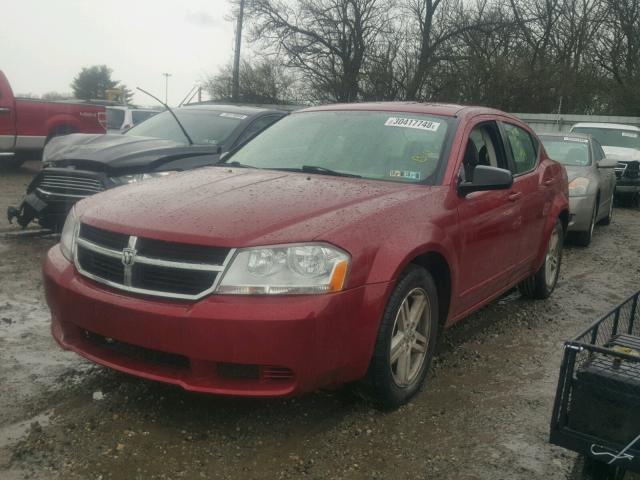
[136,86,194,145]
[221,161,253,168]
[270,165,361,178]
[301,166,361,178]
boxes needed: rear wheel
[0,155,25,170]
[519,219,563,299]
[368,265,439,408]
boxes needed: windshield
[225,111,451,184]
[541,137,591,166]
[572,127,640,150]
[106,108,125,130]
[125,109,243,145]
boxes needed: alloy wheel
[389,288,431,387]
[545,228,561,289]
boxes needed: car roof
[572,122,640,132]
[298,102,508,119]
[178,104,288,115]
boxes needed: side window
[235,115,282,147]
[462,122,508,182]
[502,123,538,175]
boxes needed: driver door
[454,120,522,315]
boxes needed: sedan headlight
[217,243,350,295]
[111,171,177,184]
[60,207,79,262]
[568,177,590,196]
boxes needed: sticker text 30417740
[384,117,441,132]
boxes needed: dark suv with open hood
[7,104,288,230]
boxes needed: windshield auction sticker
[385,117,440,132]
[621,132,638,138]
[563,137,589,143]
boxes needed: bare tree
[203,57,297,104]
[246,0,390,102]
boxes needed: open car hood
[44,133,220,171]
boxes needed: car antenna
[136,87,194,145]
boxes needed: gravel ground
[1,161,639,480]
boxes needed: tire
[0,156,25,170]
[572,202,597,247]
[368,265,439,409]
[571,456,627,480]
[46,125,76,144]
[519,219,563,299]
[599,194,614,226]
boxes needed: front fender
[364,221,459,296]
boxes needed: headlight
[111,171,177,184]
[60,207,79,262]
[217,243,350,295]
[568,177,590,196]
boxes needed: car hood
[45,133,220,170]
[77,167,427,247]
[601,146,640,162]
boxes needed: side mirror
[597,157,618,169]
[458,165,513,196]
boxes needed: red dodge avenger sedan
[44,103,569,407]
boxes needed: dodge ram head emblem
[122,247,137,267]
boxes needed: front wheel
[519,219,563,299]
[572,203,597,247]
[368,265,439,408]
[599,194,615,226]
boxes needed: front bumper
[44,245,390,397]
[8,168,108,230]
[568,195,596,232]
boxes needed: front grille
[75,224,233,300]
[37,171,104,198]
[616,161,640,179]
[137,237,229,264]
[77,247,125,284]
[132,263,216,295]
[80,224,129,250]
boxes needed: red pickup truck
[0,70,105,169]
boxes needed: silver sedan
[540,133,617,246]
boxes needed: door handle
[0,107,11,114]
[508,192,523,202]
[543,179,554,187]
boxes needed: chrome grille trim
[74,226,235,300]
[36,172,104,198]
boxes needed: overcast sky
[1,0,238,106]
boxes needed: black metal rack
[550,290,640,473]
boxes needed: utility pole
[232,0,245,102]
[162,72,172,105]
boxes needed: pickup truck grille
[74,224,234,300]
[615,161,640,179]
[36,172,104,198]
